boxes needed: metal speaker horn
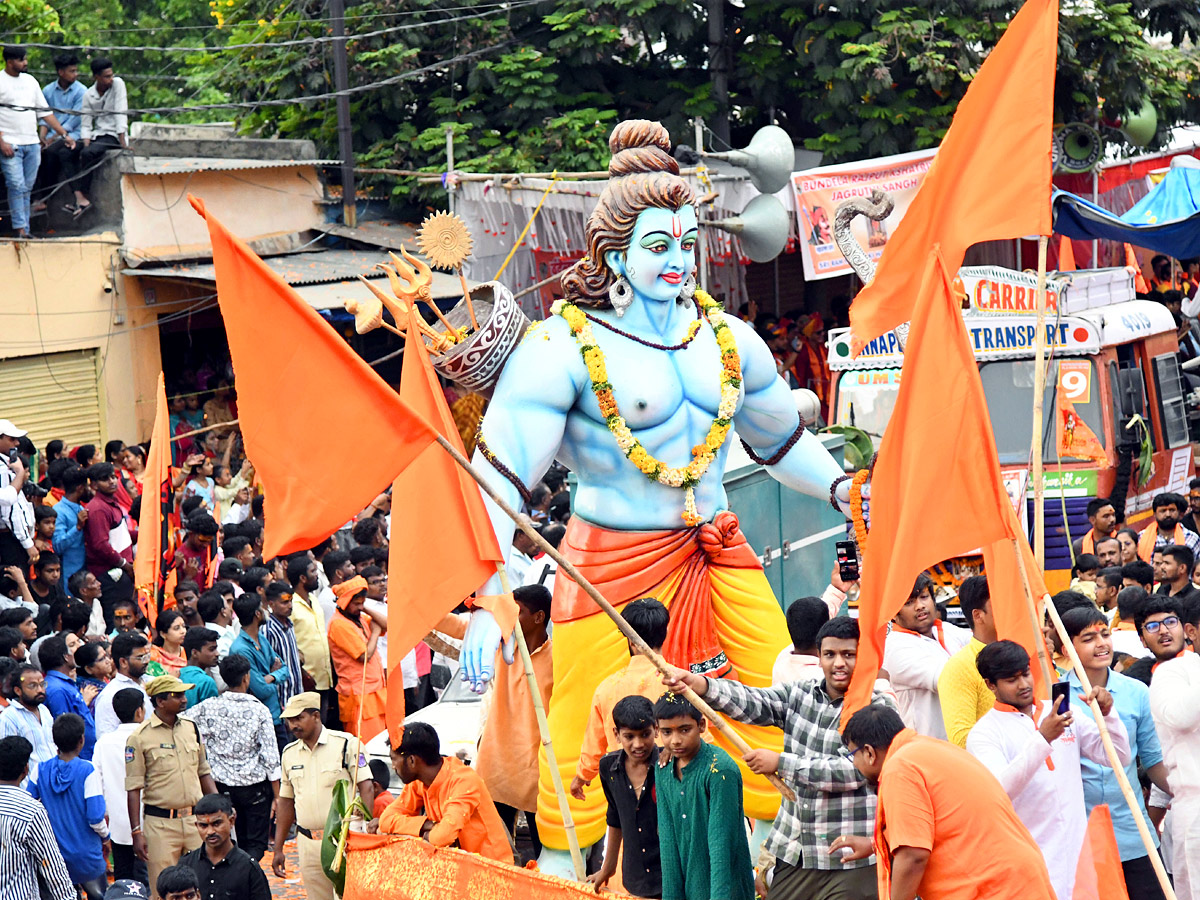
[1055,123,1102,173]
[706,194,790,263]
[702,125,794,195]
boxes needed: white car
[365,668,485,790]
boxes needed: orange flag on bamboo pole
[1125,243,1150,293]
[190,196,437,559]
[133,372,172,626]
[849,0,1059,354]
[844,249,1026,723]
[1072,805,1130,900]
[1058,234,1077,271]
[385,303,504,745]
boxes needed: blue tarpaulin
[1052,166,1200,258]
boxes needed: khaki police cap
[280,691,322,719]
[146,674,195,696]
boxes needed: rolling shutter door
[0,349,102,449]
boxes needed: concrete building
[0,123,463,450]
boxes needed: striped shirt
[261,614,301,713]
[703,675,897,870]
[0,783,74,900]
[0,704,54,785]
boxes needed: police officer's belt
[144,805,193,819]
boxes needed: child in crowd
[29,713,110,900]
[589,695,661,898]
[369,758,395,819]
[33,506,56,555]
[1069,553,1101,599]
[653,692,753,900]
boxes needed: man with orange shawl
[460,119,854,875]
[327,575,387,742]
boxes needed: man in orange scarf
[1072,497,1116,558]
[831,705,1055,900]
[379,721,513,864]
[327,576,387,742]
[1137,493,1200,563]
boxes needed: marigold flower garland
[552,289,740,526]
[849,469,870,555]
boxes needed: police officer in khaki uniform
[272,692,374,900]
[125,675,217,899]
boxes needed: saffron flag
[1057,381,1108,465]
[844,248,1030,724]
[385,302,504,744]
[849,0,1059,354]
[189,195,437,559]
[981,520,1053,698]
[1125,243,1150,293]
[133,372,173,626]
[1072,805,1130,900]
[1059,234,1077,271]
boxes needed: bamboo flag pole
[1031,235,1050,571]
[493,562,586,881]
[433,434,798,803]
[1012,539,1054,694]
[1044,598,1177,900]
[169,418,240,443]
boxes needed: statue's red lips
[660,272,683,284]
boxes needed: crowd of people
[3,386,1200,900]
[0,45,129,237]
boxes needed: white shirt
[0,71,48,145]
[1150,652,1200,797]
[364,598,387,665]
[80,77,127,140]
[1110,625,1153,660]
[93,672,151,737]
[507,549,533,586]
[522,555,557,595]
[966,702,1130,900]
[881,621,971,740]
[93,722,140,843]
[773,584,849,685]
[317,586,337,633]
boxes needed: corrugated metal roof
[119,157,338,175]
[125,248,477,301]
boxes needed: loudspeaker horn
[701,124,794,195]
[1055,123,1102,173]
[1121,100,1158,147]
[704,194,790,263]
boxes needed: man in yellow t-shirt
[938,575,997,747]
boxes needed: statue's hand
[461,608,515,693]
[834,478,870,518]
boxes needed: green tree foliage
[17,0,1200,214]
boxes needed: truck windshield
[835,369,900,441]
[834,359,1105,465]
[979,359,1106,465]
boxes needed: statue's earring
[678,273,696,304]
[609,275,634,317]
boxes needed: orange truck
[826,265,1197,591]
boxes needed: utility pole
[331,0,355,226]
[707,0,730,149]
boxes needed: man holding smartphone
[965,640,1129,900]
[0,420,36,568]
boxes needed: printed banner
[792,148,938,281]
[531,248,584,319]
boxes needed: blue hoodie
[29,755,108,883]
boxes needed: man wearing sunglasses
[1149,596,1200,900]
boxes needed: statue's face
[606,205,698,305]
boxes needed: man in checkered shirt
[664,616,896,900]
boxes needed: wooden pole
[434,435,798,803]
[1012,538,1053,698]
[495,563,586,880]
[1031,235,1050,570]
[1044,598,1177,900]
[169,418,239,443]
[456,265,479,330]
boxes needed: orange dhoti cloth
[536,511,789,849]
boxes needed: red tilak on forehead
[1081,624,1107,636]
[672,215,682,238]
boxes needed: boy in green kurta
[653,692,754,900]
